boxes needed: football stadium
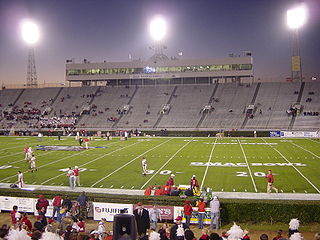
[0,1,319,240]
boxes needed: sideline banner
[280,131,319,138]
[0,196,34,213]
[93,202,133,221]
[134,204,174,220]
[174,206,211,225]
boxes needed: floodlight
[21,19,40,45]
[287,5,307,29]
[149,17,166,41]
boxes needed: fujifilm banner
[93,202,133,221]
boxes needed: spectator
[34,216,44,232]
[166,174,175,186]
[10,206,19,227]
[288,219,299,237]
[183,200,193,227]
[170,216,187,240]
[314,233,320,240]
[77,191,88,219]
[199,229,210,240]
[273,230,285,240]
[97,219,106,240]
[52,194,63,220]
[36,195,49,214]
[197,198,206,229]
[185,229,197,240]
[190,175,199,191]
[210,196,220,230]
[158,224,170,240]
[38,207,48,228]
[149,205,162,230]
[133,202,150,238]
[78,217,86,232]
[62,195,72,212]
[21,213,32,232]
[242,230,250,240]
[210,233,222,240]
[260,234,269,240]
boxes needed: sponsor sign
[190,162,306,167]
[93,202,133,221]
[280,131,319,138]
[174,206,211,225]
[133,204,174,220]
[270,131,281,137]
[0,196,34,213]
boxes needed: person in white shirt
[210,195,220,230]
[29,154,37,172]
[27,147,33,160]
[67,167,75,190]
[17,171,24,188]
[141,157,147,176]
[149,205,162,230]
[38,132,43,141]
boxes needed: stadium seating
[0,82,319,130]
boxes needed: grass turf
[0,136,319,193]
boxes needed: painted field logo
[190,162,307,167]
[59,168,87,172]
[36,145,108,151]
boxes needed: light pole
[287,5,307,82]
[21,19,40,87]
[149,16,168,61]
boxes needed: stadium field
[0,136,320,194]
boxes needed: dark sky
[0,0,319,86]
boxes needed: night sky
[0,0,319,86]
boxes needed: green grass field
[0,136,320,194]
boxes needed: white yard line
[237,138,258,192]
[262,138,320,193]
[140,138,194,189]
[0,152,23,159]
[91,138,173,187]
[309,139,320,145]
[200,138,218,190]
[8,151,53,164]
[290,142,320,159]
[42,141,140,185]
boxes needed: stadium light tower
[21,19,40,88]
[149,16,168,61]
[287,5,307,82]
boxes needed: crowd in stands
[36,117,78,128]
[2,190,318,240]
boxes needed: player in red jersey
[266,170,278,193]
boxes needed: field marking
[8,151,53,165]
[41,141,140,185]
[140,138,194,189]
[200,138,218,190]
[0,152,23,159]
[309,139,320,145]
[91,138,173,187]
[290,142,320,159]
[0,137,122,182]
[262,138,320,193]
[237,138,258,192]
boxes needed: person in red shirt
[10,205,18,226]
[197,199,206,229]
[144,186,152,196]
[199,229,209,240]
[155,186,162,195]
[166,174,175,186]
[84,137,89,149]
[77,217,86,232]
[36,195,49,214]
[21,213,32,232]
[266,170,278,193]
[183,200,193,227]
[163,184,171,195]
[24,145,29,160]
[190,175,199,191]
[52,194,62,219]
[74,166,81,187]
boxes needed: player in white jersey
[141,157,147,176]
[29,154,37,172]
[17,171,24,188]
[27,147,33,160]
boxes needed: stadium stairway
[47,87,64,115]
[12,89,25,106]
[288,82,305,130]
[112,86,138,128]
[196,83,219,128]
[77,86,101,124]
[241,82,261,128]
[152,85,178,128]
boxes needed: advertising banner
[93,202,133,221]
[173,206,211,225]
[270,131,281,137]
[133,204,174,220]
[0,196,34,213]
[280,131,319,138]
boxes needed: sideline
[200,138,218,190]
